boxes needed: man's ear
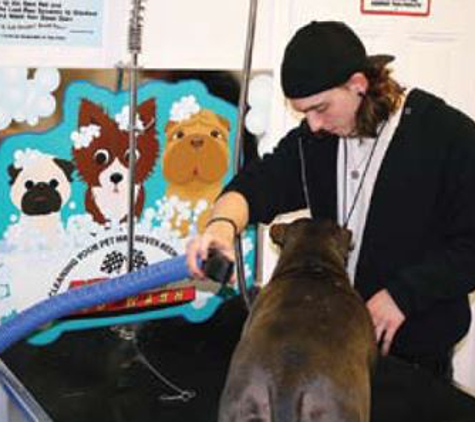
[269,223,288,247]
[346,72,369,96]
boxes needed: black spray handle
[202,248,234,285]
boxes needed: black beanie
[281,21,394,99]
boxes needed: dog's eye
[124,149,141,162]
[49,179,59,189]
[210,130,223,139]
[173,130,185,140]
[24,180,34,190]
[94,149,110,165]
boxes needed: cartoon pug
[8,149,74,241]
[72,98,159,225]
[163,96,230,236]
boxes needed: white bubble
[26,114,39,126]
[37,93,56,117]
[0,68,28,86]
[9,214,18,223]
[13,148,50,169]
[0,107,12,130]
[69,202,76,210]
[169,95,201,122]
[71,124,101,149]
[192,291,214,309]
[195,199,208,212]
[245,108,268,136]
[242,236,254,255]
[114,105,145,132]
[248,74,273,108]
[13,110,26,123]
[144,208,155,221]
[34,68,60,92]
[3,84,27,109]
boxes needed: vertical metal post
[126,0,145,273]
[234,0,259,310]
[234,0,259,173]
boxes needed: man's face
[289,83,362,137]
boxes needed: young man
[187,21,475,379]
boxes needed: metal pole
[234,0,259,310]
[126,0,145,273]
[233,0,259,173]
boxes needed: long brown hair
[355,65,405,137]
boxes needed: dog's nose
[190,137,204,149]
[110,173,123,185]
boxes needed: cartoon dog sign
[0,75,255,344]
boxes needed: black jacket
[225,89,475,357]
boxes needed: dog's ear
[138,98,156,130]
[53,158,75,182]
[335,226,353,262]
[7,164,21,185]
[270,223,288,247]
[217,115,230,133]
[165,120,179,137]
[78,99,108,127]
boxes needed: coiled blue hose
[0,254,191,354]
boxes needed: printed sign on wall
[361,0,431,16]
[0,68,256,345]
[0,0,103,46]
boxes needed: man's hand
[186,221,236,280]
[366,289,406,355]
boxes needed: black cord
[343,122,387,228]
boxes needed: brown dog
[162,108,230,236]
[219,218,376,422]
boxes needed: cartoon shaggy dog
[72,99,159,225]
[163,107,230,236]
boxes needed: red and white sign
[361,0,431,16]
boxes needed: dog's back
[219,218,376,422]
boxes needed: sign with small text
[361,0,431,16]
[0,0,103,46]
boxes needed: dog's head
[8,151,74,216]
[72,99,159,190]
[163,109,230,184]
[270,218,353,268]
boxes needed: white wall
[0,0,276,69]
[140,0,275,70]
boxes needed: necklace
[348,139,374,179]
[342,122,387,228]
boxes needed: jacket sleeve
[222,127,307,224]
[386,105,475,315]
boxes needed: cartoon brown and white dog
[72,99,159,225]
[163,97,230,236]
[8,149,74,240]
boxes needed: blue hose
[0,255,191,354]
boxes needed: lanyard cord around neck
[342,122,387,228]
[298,136,312,215]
